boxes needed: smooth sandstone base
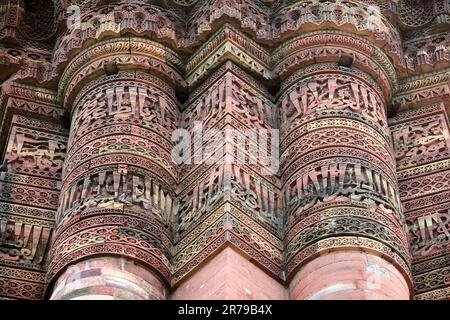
[50,256,167,300]
[289,251,410,300]
[171,247,288,300]
[50,250,411,300]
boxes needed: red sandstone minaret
[0,0,449,300]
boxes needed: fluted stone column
[43,0,418,300]
[47,70,179,299]
[280,63,412,299]
[49,72,178,299]
[46,26,183,299]
[40,0,188,301]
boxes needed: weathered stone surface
[0,0,449,300]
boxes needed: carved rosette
[280,61,413,297]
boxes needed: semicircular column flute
[281,63,412,300]
[47,70,179,299]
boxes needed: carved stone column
[47,71,179,299]
[46,33,183,299]
[280,62,413,299]
[170,62,286,299]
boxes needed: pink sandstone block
[171,247,287,300]
[289,251,410,300]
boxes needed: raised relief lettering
[71,85,177,142]
[58,168,174,227]
[285,162,400,218]
[2,127,66,178]
[392,119,450,169]
[0,219,51,264]
[408,210,450,257]
[281,76,386,132]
